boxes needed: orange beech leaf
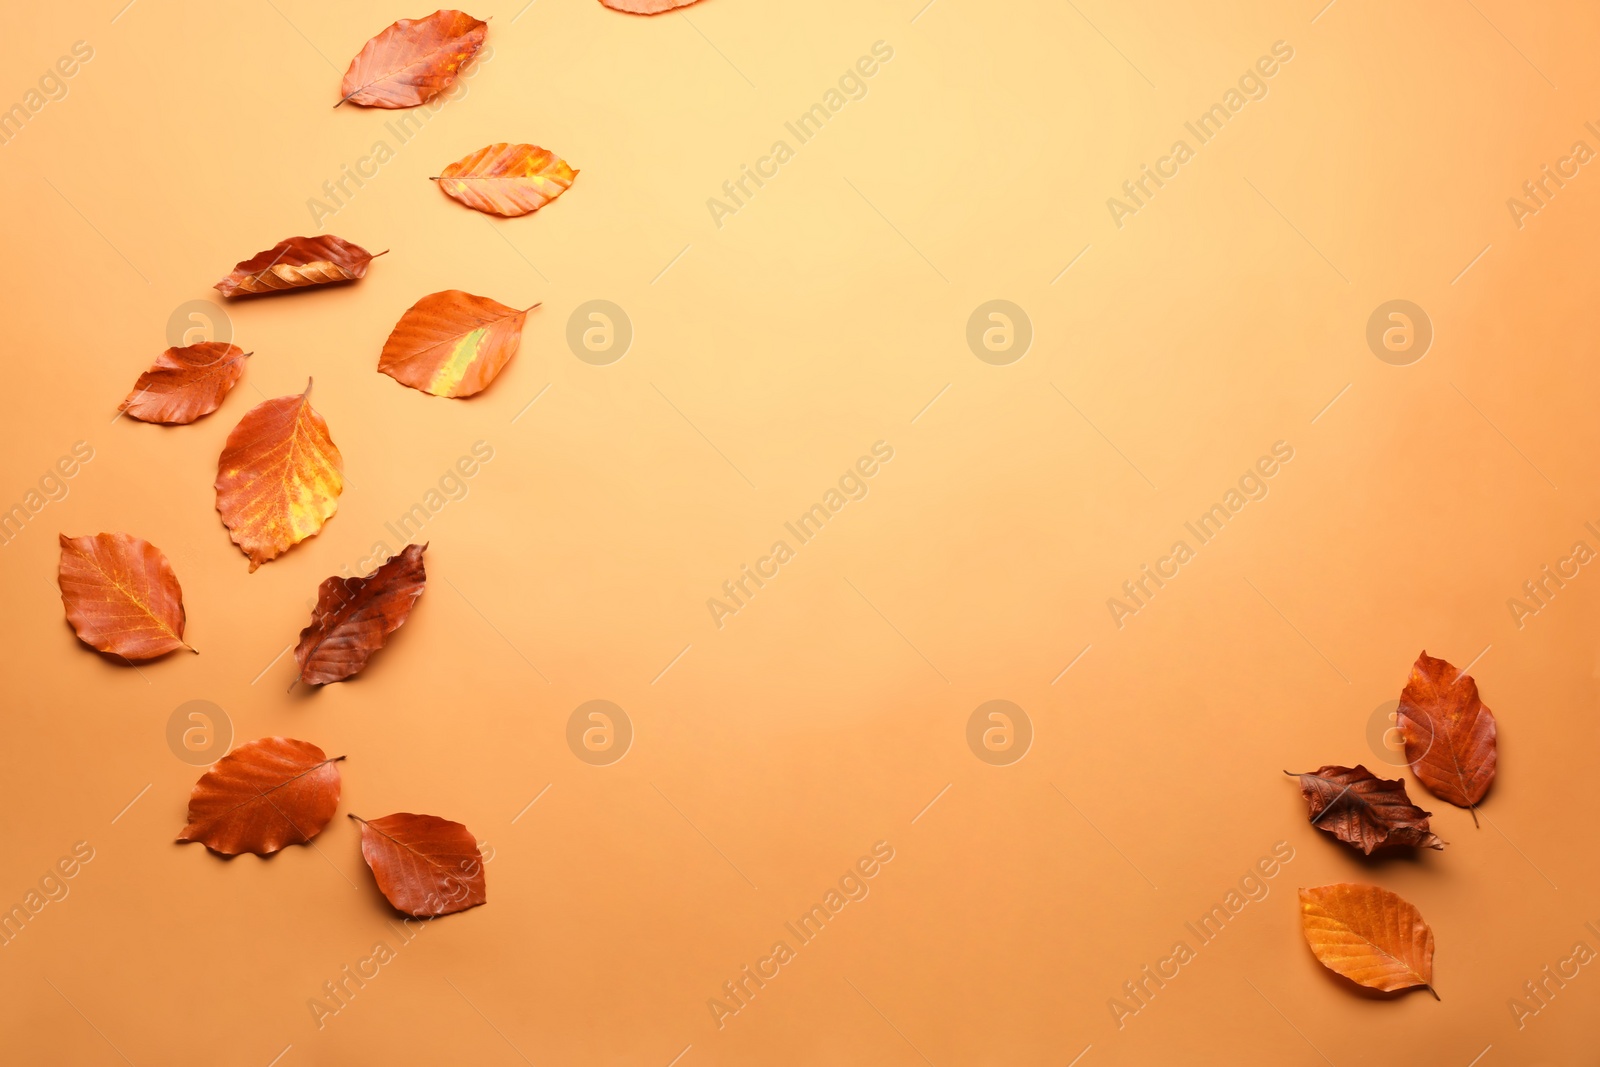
[215,380,343,571]
[1300,883,1438,998]
[1397,651,1498,824]
[58,533,192,660]
[214,236,384,298]
[350,813,486,917]
[119,343,248,424]
[338,9,487,108]
[432,143,577,217]
[600,0,705,12]
[1287,765,1444,854]
[177,738,345,856]
[378,290,535,398]
[295,544,428,687]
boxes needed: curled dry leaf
[119,343,248,424]
[216,380,344,571]
[214,236,384,298]
[1300,883,1438,998]
[338,9,487,108]
[1288,765,1444,854]
[58,533,192,660]
[378,290,535,397]
[600,0,705,12]
[295,544,428,686]
[350,813,486,917]
[177,738,345,855]
[433,143,577,217]
[1397,651,1498,823]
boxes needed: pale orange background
[2,0,1599,1063]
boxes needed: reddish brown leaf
[214,236,383,298]
[1288,765,1444,854]
[58,533,192,660]
[338,10,487,108]
[1397,651,1498,823]
[295,544,428,686]
[119,343,248,424]
[600,0,705,12]
[378,290,534,398]
[177,738,345,855]
[1300,883,1438,997]
[215,380,344,571]
[433,143,577,217]
[350,813,486,917]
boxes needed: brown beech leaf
[295,544,427,687]
[1300,883,1438,998]
[214,236,384,298]
[600,0,705,12]
[432,143,577,217]
[350,813,486,917]
[119,343,248,424]
[338,9,487,108]
[58,533,193,660]
[1288,765,1444,854]
[378,290,535,398]
[177,738,345,856]
[1397,651,1498,824]
[215,380,343,571]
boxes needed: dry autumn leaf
[350,813,486,917]
[1300,883,1438,998]
[337,9,487,108]
[177,738,345,856]
[1397,651,1498,824]
[119,343,248,424]
[294,544,428,687]
[378,290,535,397]
[600,0,706,12]
[58,532,193,660]
[1288,765,1444,854]
[215,380,344,571]
[214,236,385,298]
[432,143,577,217]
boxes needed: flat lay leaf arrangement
[1289,651,1501,998]
[55,2,683,918]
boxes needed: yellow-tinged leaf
[433,143,577,217]
[1299,883,1437,997]
[378,290,534,398]
[215,381,343,570]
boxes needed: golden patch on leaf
[378,290,535,398]
[433,143,577,217]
